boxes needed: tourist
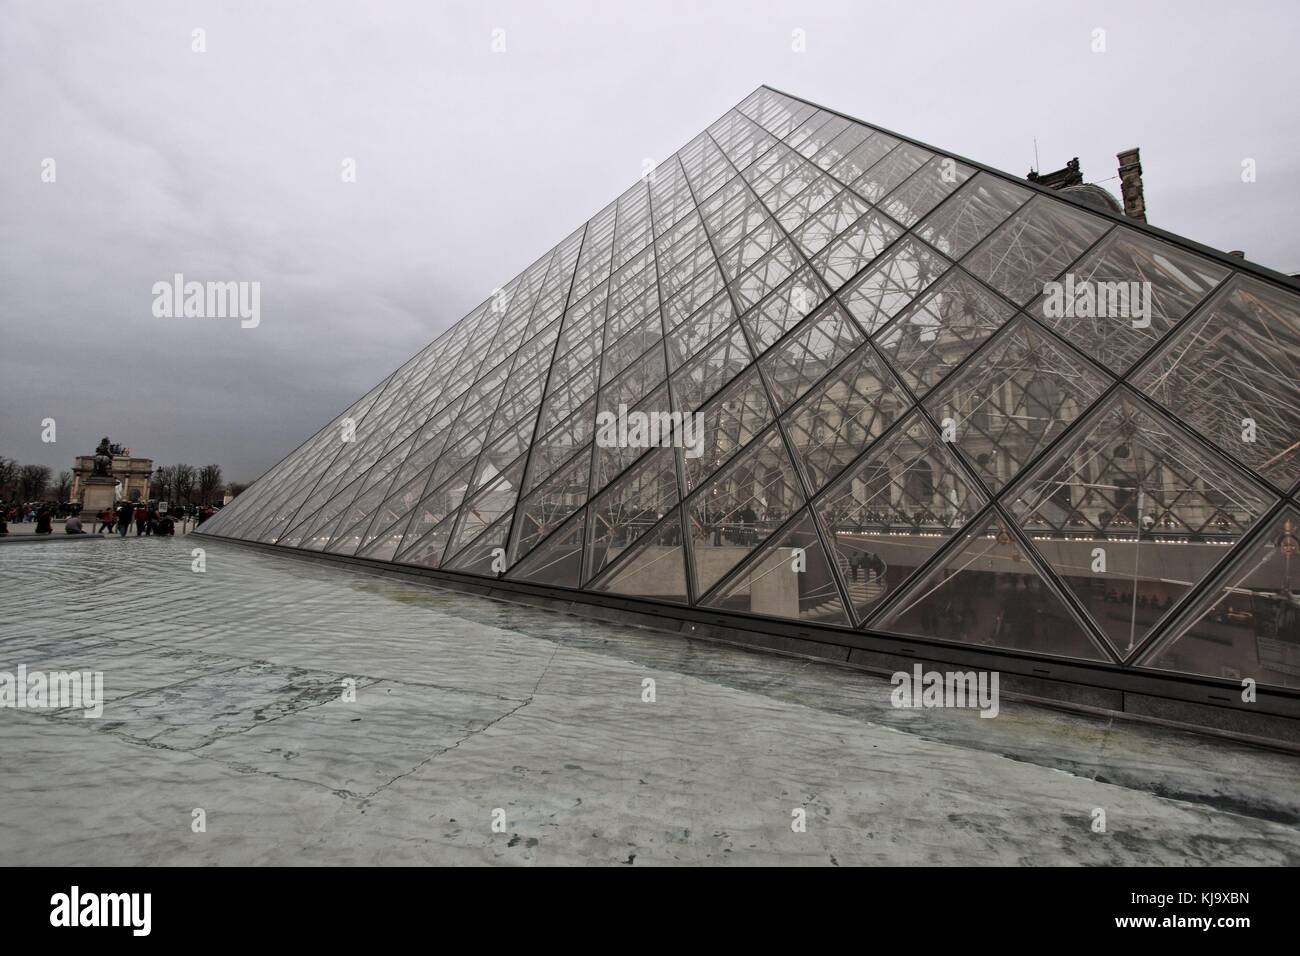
[0,503,7,536]
[65,513,85,534]
[155,512,175,536]
[116,502,133,537]
[96,507,114,534]
[133,503,148,536]
[34,506,53,534]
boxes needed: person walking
[116,502,133,537]
[96,507,113,534]
[133,503,147,536]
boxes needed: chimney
[1116,148,1146,223]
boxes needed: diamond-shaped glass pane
[924,316,1109,492]
[1006,391,1275,657]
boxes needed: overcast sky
[3,0,1297,483]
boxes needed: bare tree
[198,464,223,505]
[0,457,18,502]
[55,470,72,503]
[18,464,51,501]
[227,481,249,499]
[151,465,177,502]
[174,464,196,505]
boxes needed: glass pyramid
[198,86,1300,691]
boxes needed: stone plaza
[1,535,1296,865]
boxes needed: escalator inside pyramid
[197,86,1300,695]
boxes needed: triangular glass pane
[879,154,977,227]
[669,322,752,413]
[507,509,587,589]
[524,397,596,495]
[964,195,1110,306]
[815,411,986,623]
[683,366,774,494]
[687,426,806,597]
[874,270,1016,399]
[702,509,850,626]
[916,172,1032,261]
[809,208,904,287]
[397,511,458,569]
[444,457,525,561]
[1006,391,1275,657]
[397,461,474,553]
[590,511,690,604]
[510,445,593,564]
[1132,275,1300,491]
[759,301,865,411]
[872,512,1109,661]
[444,514,512,576]
[1140,508,1300,689]
[782,343,909,493]
[585,447,680,583]
[591,383,673,496]
[839,236,952,336]
[1026,227,1228,375]
[924,316,1109,492]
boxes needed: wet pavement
[1,535,1297,865]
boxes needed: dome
[1059,183,1123,215]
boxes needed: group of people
[91,503,177,536]
[0,500,217,536]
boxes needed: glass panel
[591,383,673,495]
[687,426,806,597]
[741,266,829,352]
[1027,227,1227,374]
[782,344,909,493]
[1132,275,1300,491]
[840,237,952,337]
[789,188,872,257]
[1006,391,1274,656]
[507,509,586,589]
[670,323,752,413]
[965,195,1110,306]
[395,462,474,556]
[827,131,902,185]
[816,411,986,623]
[874,269,1015,398]
[850,143,932,202]
[684,367,775,495]
[1141,508,1300,690]
[873,513,1109,660]
[702,510,850,626]
[880,155,976,227]
[585,447,680,583]
[665,291,735,369]
[444,514,512,576]
[590,512,690,604]
[510,445,593,564]
[760,302,865,411]
[924,316,1109,492]
[916,172,1032,261]
[809,208,904,287]
[397,510,458,569]
[444,457,525,561]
